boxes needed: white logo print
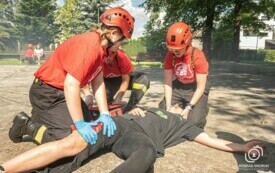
[175,63,187,77]
[245,146,263,163]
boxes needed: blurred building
[239,15,275,50]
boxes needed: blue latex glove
[74,120,98,145]
[95,113,116,137]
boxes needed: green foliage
[0,57,20,65]
[212,23,233,60]
[0,0,17,51]
[143,0,275,61]
[76,0,103,32]
[239,49,275,62]
[54,0,81,42]
[54,0,114,43]
[122,39,146,57]
[140,12,168,56]
[263,50,275,62]
[142,0,229,59]
[14,0,56,46]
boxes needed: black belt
[33,78,60,90]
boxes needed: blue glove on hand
[74,120,98,145]
[95,113,116,137]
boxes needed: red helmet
[166,22,192,49]
[100,7,134,39]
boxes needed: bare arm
[113,74,130,104]
[81,84,93,107]
[189,73,207,105]
[91,71,109,113]
[164,69,173,110]
[64,74,83,122]
[181,73,207,118]
[194,132,263,153]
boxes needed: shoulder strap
[172,55,175,67]
[191,47,196,72]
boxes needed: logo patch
[155,110,168,119]
[174,62,195,84]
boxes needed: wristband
[185,103,194,111]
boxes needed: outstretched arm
[194,132,263,153]
[2,131,87,173]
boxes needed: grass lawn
[132,61,163,68]
[0,58,21,65]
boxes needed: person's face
[168,47,187,57]
[108,29,125,51]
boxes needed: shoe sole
[9,112,29,143]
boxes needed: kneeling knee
[136,73,150,88]
[141,74,150,88]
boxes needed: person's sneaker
[9,112,32,143]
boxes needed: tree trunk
[232,0,242,62]
[202,0,216,62]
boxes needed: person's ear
[110,29,117,37]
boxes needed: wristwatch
[185,103,194,111]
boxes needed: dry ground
[0,61,274,173]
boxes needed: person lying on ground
[1,106,264,173]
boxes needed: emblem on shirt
[155,110,168,119]
[174,62,195,83]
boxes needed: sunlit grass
[0,58,21,65]
[131,61,163,68]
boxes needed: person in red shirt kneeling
[159,22,210,129]
[9,8,135,147]
[83,48,150,112]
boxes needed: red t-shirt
[25,49,34,58]
[103,49,134,78]
[34,32,105,89]
[164,46,208,84]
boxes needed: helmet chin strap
[104,34,125,57]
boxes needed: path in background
[0,62,274,172]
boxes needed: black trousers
[105,71,150,112]
[159,79,210,129]
[29,79,92,143]
[36,117,157,173]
